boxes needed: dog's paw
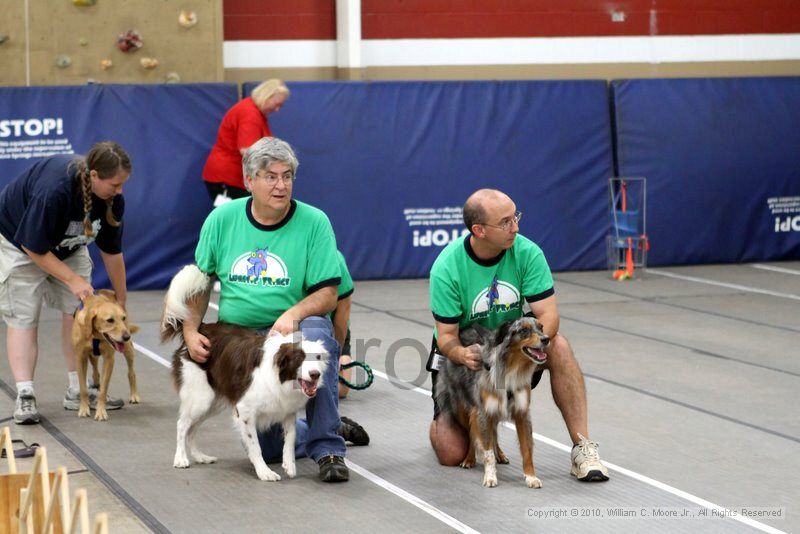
[173,456,191,469]
[459,458,476,469]
[496,451,510,464]
[255,465,281,481]
[282,461,296,479]
[192,453,217,464]
[94,408,108,421]
[525,475,543,488]
[482,473,498,488]
[129,393,140,404]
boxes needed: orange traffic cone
[625,237,635,278]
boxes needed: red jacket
[202,97,272,189]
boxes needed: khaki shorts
[0,234,92,328]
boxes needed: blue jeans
[257,316,346,463]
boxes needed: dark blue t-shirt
[0,155,124,260]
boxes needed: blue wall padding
[0,84,238,289]
[246,80,614,278]
[612,77,800,266]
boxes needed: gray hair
[242,137,299,191]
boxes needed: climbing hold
[117,30,143,52]
[56,55,72,68]
[140,57,159,70]
[178,10,198,28]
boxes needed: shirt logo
[470,277,520,320]
[228,246,291,287]
[57,219,100,251]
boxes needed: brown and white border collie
[434,317,549,488]
[161,265,328,481]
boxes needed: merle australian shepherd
[435,317,549,488]
[161,265,328,481]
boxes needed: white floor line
[133,341,478,534]
[208,302,219,310]
[648,268,800,302]
[373,370,784,534]
[133,342,171,367]
[752,263,800,276]
[346,461,479,534]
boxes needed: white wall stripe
[752,264,800,276]
[647,269,800,301]
[224,34,800,69]
[224,40,337,68]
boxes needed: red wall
[224,0,335,40]
[224,0,800,40]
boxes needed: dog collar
[92,338,101,356]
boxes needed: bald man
[427,189,609,482]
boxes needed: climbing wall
[0,0,223,86]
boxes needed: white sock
[16,381,34,396]
[68,371,79,391]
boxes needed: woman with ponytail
[0,141,132,424]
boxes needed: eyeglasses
[254,170,294,186]
[480,211,522,231]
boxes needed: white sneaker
[14,391,40,425]
[63,386,124,411]
[570,433,609,481]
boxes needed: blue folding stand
[607,177,648,278]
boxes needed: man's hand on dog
[270,310,299,337]
[457,344,482,371]
[185,329,212,363]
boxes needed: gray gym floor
[1,262,797,533]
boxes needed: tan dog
[72,289,140,421]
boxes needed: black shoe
[339,416,370,446]
[318,455,349,482]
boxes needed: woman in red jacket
[202,79,290,204]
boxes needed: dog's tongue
[299,379,318,397]
[114,341,126,353]
[524,346,548,363]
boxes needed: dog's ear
[495,321,513,345]
[97,289,117,302]
[75,302,98,340]
[128,323,140,334]
[275,342,305,383]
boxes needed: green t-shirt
[429,234,554,333]
[331,250,354,325]
[337,250,354,300]
[195,198,340,328]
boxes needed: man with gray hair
[182,136,366,482]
